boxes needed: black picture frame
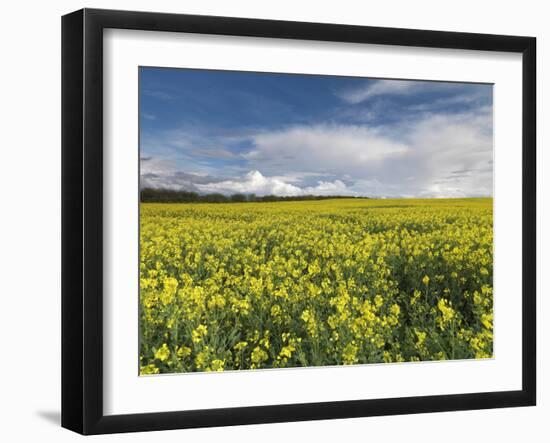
[61,8,536,435]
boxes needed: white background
[104,30,523,415]
[0,0,547,441]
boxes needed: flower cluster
[139,198,493,374]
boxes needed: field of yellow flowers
[139,198,493,374]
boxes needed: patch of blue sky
[139,66,493,198]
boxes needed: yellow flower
[140,363,160,375]
[390,304,400,316]
[279,343,296,359]
[154,343,170,362]
[437,299,455,330]
[415,329,427,347]
[270,304,281,317]
[207,294,226,309]
[411,289,421,305]
[300,309,318,337]
[301,309,313,323]
[209,359,225,372]
[233,341,248,352]
[195,346,211,369]
[342,342,358,364]
[192,324,208,344]
[177,346,191,358]
[481,313,493,330]
[160,277,178,305]
[251,346,268,365]
[139,198,493,372]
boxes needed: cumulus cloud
[195,171,302,196]
[141,101,492,198]
[244,124,409,175]
[237,107,492,198]
[140,67,493,199]
[140,160,359,196]
[195,171,356,197]
[303,179,351,195]
[402,108,493,198]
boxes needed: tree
[230,193,247,202]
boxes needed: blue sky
[140,67,493,198]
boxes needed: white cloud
[244,124,409,176]
[338,80,424,104]
[195,170,302,196]
[407,91,489,112]
[140,157,227,191]
[396,108,493,198]
[141,104,493,198]
[237,106,492,198]
[195,171,356,196]
[141,157,174,175]
[304,179,352,195]
[337,79,485,107]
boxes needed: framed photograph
[62,8,536,435]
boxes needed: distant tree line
[140,188,369,203]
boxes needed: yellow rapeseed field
[139,198,493,374]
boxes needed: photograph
[138,67,494,375]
